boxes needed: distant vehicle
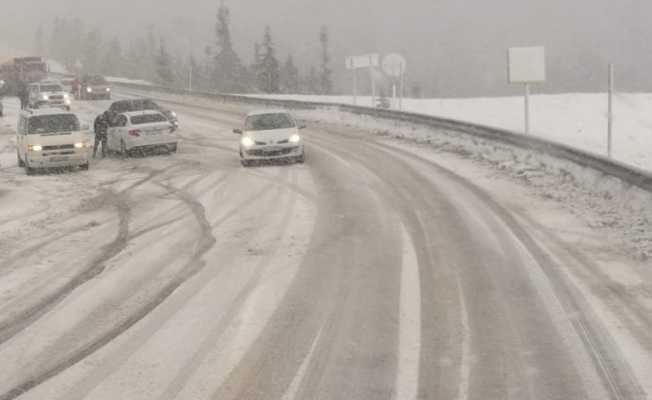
[0,56,48,96]
[234,110,305,166]
[60,77,76,94]
[80,75,111,100]
[16,109,93,174]
[106,98,178,130]
[27,81,72,111]
[106,110,180,157]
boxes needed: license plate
[50,156,69,162]
[146,131,162,136]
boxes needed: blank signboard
[508,47,546,83]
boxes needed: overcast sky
[2,0,652,96]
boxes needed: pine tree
[319,26,333,94]
[156,39,175,85]
[82,28,103,74]
[213,2,246,92]
[305,66,320,94]
[34,25,44,56]
[258,26,280,93]
[101,38,124,77]
[281,54,300,93]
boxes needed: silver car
[28,81,72,111]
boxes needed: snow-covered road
[0,92,650,400]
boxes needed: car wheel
[169,143,178,154]
[120,140,128,159]
[80,163,89,171]
[25,164,36,175]
[17,152,24,167]
[241,159,252,167]
[296,154,305,164]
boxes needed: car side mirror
[233,128,243,135]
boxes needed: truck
[0,57,49,96]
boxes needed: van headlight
[241,137,255,148]
[86,87,93,93]
[289,134,301,143]
[40,94,48,101]
[28,144,43,152]
[74,142,90,149]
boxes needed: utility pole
[607,64,614,158]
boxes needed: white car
[234,110,305,166]
[16,109,93,174]
[106,110,180,157]
[28,81,72,111]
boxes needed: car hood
[245,128,298,144]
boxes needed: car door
[108,115,127,149]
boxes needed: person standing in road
[93,111,109,158]
[17,80,29,110]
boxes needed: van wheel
[17,153,25,167]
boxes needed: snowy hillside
[247,93,652,172]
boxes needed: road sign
[508,47,545,83]
[346,54,380,70]
[382,53,407,78]
[507,46,546,135]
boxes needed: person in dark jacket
[17,80,29,110]
[93,111,110,158]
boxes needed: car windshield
[40,84,63,92]
[130,114,167,124]
[28,114,80,134]
[88,76,107,84]
[245,113,295,131]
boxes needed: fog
[2,0,651,96]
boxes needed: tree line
[37,3,333,95]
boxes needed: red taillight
[128,129,140,137]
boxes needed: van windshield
[40,85,63,92]
[28,114,80,134]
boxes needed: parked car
[27,81,72,111]
[80,75,111,100]
[234,110,305,166]
[106,110,179,157]
[16,109,93,174]
[106,99,179,130]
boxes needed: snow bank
[296,107,652,260]
[248,93,652,173]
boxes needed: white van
[16,109,93,175]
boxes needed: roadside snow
[246,93,652,173]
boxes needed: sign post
[508,46,546,135]
[607,64,614,158]
[382,53,407,110]
[346,54,380,106]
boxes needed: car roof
[122,110,164,117]
[246,109,290,117]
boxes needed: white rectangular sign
[346,54,380,70]
[508,47,546,83]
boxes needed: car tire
[25,165,36,175]
[17,152,24,167]
[120,140,128,159]
[80,163,90,171]
[241,159,252,167]
[296,154,305,164]
[169,143,178,154]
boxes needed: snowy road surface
[0,93,651,400]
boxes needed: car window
[130,114,168,125]
[117,115,128,127]
[27,114,80,134]
[245,113,295,131]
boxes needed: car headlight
[289,134,301,143]
[106,87,111,92]
[86,87,93,93]
[74,142,90,149]
[28,144,43,152]
[40,94,48,101]
[241,137,255,148]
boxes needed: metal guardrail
[112,80,652,193]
